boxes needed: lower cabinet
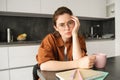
[9,45,39,80]
[86,40,115,57]
[0,70,9,80]
[0,47,9,70]
[0,44,40,80]
[10,67,33,80]
[9,45,39,68]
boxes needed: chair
[33,64,40,80]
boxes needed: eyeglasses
[57,20,75,29]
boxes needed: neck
[62,37,72,44]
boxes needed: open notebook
[56,69,109,80]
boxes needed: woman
[35,6,96,79]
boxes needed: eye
[67,20,75,26]
[59,23,65,27]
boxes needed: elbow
[40,62,50,71]
[40,63,46,70]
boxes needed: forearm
[40,60,78,71]
[72,34,82,60]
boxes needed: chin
[65,35,72,38]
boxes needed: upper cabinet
[0,0,7,11]
[40,0,68,14]
[40,0,106,17]
[1,0,107,17]
[7,0,41,13]
[106,0,115,17]
[67,0,106,17]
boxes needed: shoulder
[43,31,60,41]
[40,32,60,46]
[43,32,58,40]
[41,33,54,44]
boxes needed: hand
[77,55,96,69]
[71,16,80,36]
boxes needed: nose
[64,24,70,30]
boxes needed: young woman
[36,6,96,71]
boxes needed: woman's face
[54,13,75,42]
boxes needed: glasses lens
[67,20,75,27]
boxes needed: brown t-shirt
[36,32,87,65]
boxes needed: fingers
[71,16,80,27]
[89,61,95,68]
[70,16,80,35]
[89,64,93,68]
[88,56,96,68]
[78,56,96,69]
[90,55,96,62]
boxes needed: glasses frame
[56,20,75,30]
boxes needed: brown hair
[53,6,73,26]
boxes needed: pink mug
[94,53,107,68]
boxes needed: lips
[65,32,71,35]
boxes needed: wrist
[72,33,78,37]
[74,60,79,68]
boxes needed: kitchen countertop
[85,37,115,41]
[0,38,115,47]
[0,40,41,47]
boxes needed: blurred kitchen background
[0,0,120,80]
[0,15,115,42]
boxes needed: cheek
[70,27,74,31]
[55,27,63,33]
[58,30,64,35]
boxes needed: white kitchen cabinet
[0,44,39,80]
[67,0,106,17]
[7,0,41,13]
[106,0,115,17]
[0,70,9,80]
[0,0,6,11]
[115,0,120,56]
[10,67,33,80]
[0,47,9,70]
[41,0,106,17]
[86,40,115,57]
[9,45,39,68]
[3,0,106,17]
[40,0,68,14]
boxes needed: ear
[54,26,58,31]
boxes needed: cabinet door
[7,0,40,13]
[0,0,6,11]
[0,70,9,80]
[10,67,33,80]
[115,0,120,56]
[67,0,106,17]
[9,45,39,68]
[106,0,115,17]
[86,40,115,57]
[0,47,9,70]
[41,0,68,14]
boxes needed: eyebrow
[58,20,72,25]
[57,22,65,26]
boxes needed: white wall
[115,0,120,56]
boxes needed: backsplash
[79,18,115,39]
[0,15,115,43]
[0,16,54,42]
